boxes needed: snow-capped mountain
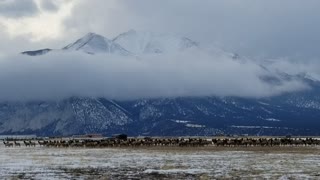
[21,33,132,56]
[113,30,198,54]
[4,30,320,136]
[63,32,131,55]
[22,31,199,56]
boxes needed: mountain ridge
[21,30,201,56]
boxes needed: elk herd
[2,137,320,148]
[2,140,36,147]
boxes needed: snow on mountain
[11,30,320,136]
[0,97,133,136]
[21,30,234,58]
[2,94,320,136]
[63,32,131,55]
[113,30,198,55]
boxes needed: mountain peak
[86,32,101,36]
[82,32,107,41]
[63,32,131,55]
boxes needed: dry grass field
[1,144,320,179]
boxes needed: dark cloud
[0,0,39,18]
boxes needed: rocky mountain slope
[1,91,320,136]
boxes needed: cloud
[38,0,58,12]
[62,0,320,59]
[0,0,320,100]
[264,58,320,81]
[0,51,308,101]
[0,0,39,18]
[0,0,75,41]
[1,0,320,59]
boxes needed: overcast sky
[1,0,320,59]
[0,0,319,101]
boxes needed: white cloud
[0,0,75,41]
[0,51,308,101]
[1,0,320,59]
[0,0,318,102]
[62,0,320,59]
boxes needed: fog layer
[0,50,309,101]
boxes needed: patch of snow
[261,107,273,114]
[185,124,206,128]
[144,168,209,174]
[0,146,319,179]
[171,120,190,124]
[265,118,281,122]
[259,101,270,106]
[230,125,282,129]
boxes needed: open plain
[1,142,320,179]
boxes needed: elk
[29,141,36,147]
[38,141,47,146]
[14,141,21,147]
[3,141,14,147]
[24,141,31,147]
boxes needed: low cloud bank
[0,51,310,101]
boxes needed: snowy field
[1,145,320,179]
